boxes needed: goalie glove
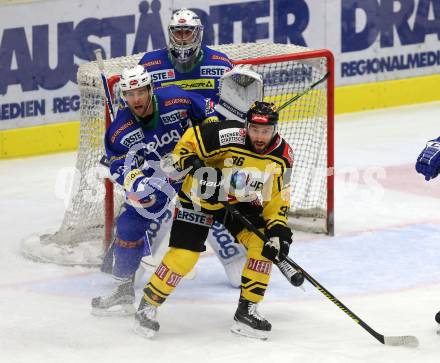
[215,64,263,122]
[416,136,440,181]
[262,225,293,262]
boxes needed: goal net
[21,43,334,266]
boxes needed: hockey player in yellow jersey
[133,101,294,340]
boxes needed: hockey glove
[184,155,224,204]
[416,136,440,181]
[262,225,293,262]
[126,177,171,211]
[182,154,205,175]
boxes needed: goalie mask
[215,65,264,122]
[168,8,203,70]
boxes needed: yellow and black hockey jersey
[172,119,294,232]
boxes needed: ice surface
[1,103,440,363]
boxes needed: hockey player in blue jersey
[138,8,232,102]
[415,135,440,331]
[91,65,218,316]
[137,8,250,287]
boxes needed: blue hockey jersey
[138,46,233,103]
[104,84,217,208]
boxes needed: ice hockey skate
[133,298,160,339]
[91,279,135,317]
[435,311,440,335]
[231,297,272,340]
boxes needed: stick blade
[384,335,419,348]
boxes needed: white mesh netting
[21,43,332,265]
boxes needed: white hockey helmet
[168,8,203,65]
[119,65,152,92]
[215,64,264,122]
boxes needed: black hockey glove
[262,225,293,262]
[184,155,224,204]
[182,154,205,175]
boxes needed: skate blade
[230,321,269,341]
[91,304,136,317]
[133,321,157,339]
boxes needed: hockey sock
[112,238,144,279]
[236,229,272,303]
[142,247,200,307]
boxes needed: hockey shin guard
[236,229,272,303]
[143,247,200,306]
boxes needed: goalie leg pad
[206,221,247,288]
[145,206,174,256]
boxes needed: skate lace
[100,281,132,304]
[102,290,119,303]
[248,303,264,321]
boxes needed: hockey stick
[94,48,115,122]
[282,257,419,347]
[221,201,419,348]
[276,71,329,112]
[220,201,304,287]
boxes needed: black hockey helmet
[245,101,279,153]
[245,101,279,127]
[245,101,279,140]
